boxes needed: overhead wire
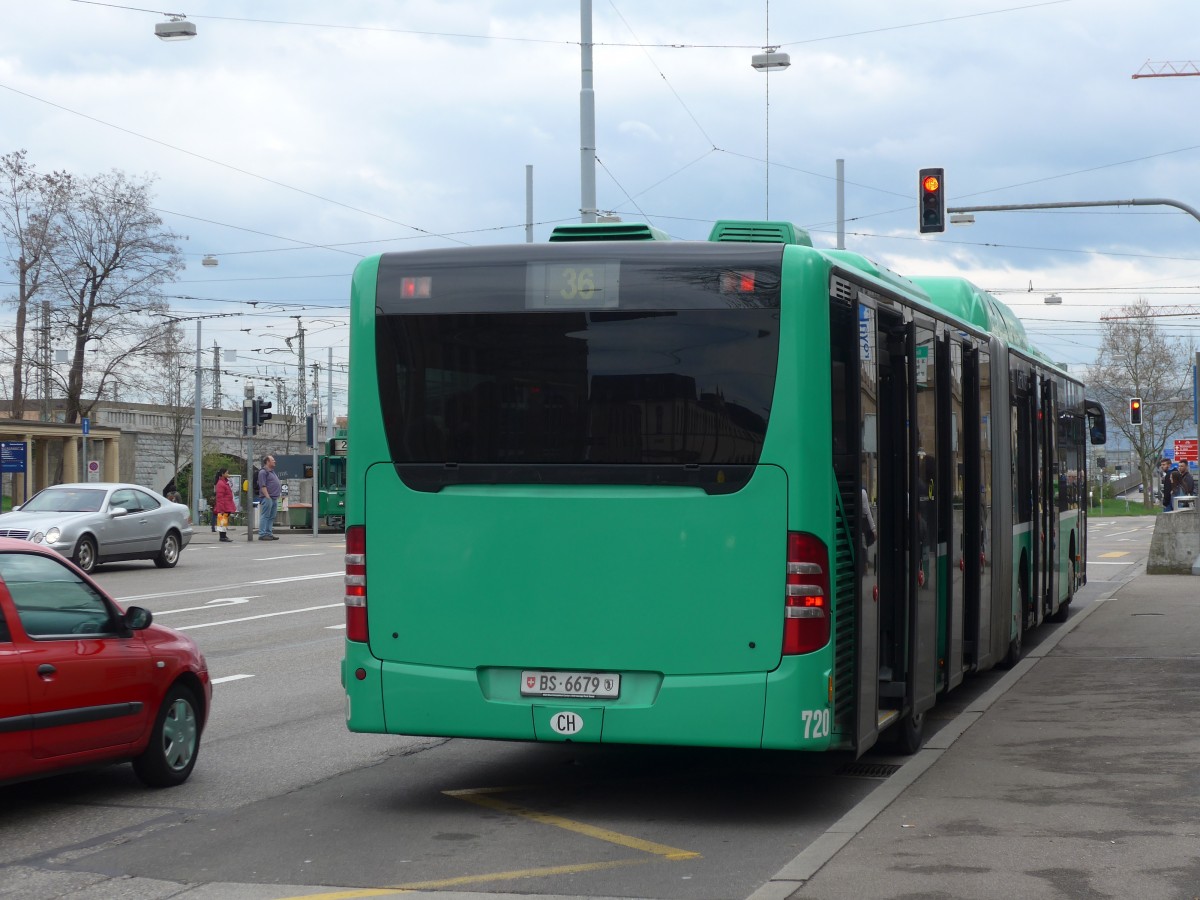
[35,0,1189,328]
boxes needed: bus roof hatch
[708,220,813,246]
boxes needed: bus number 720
[802,709,830,739]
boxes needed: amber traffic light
[919,167,945,234]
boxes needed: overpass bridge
[0,400,312,503]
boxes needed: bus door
[1040,376,1059,618]
[852,301,881,755]
[1012,367,1036,636]
[875,314,937,733]
[910,320,938,715]
[961,342,994,669]
[937,335,965,691]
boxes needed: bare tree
[41,168,184,423]
[0,150,70,419]
[128,320,196,488]
[1086,298,1195,508]
[268,376,301,452]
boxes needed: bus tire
[893,710,925,755]
[1049,548,1076,624]
[999,577,1027,669]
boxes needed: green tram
[278,433,347,531]
[341,220,1106,757]
[315,432,348,531]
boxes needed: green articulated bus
[341,220,1107,757]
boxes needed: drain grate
[838,762,903,779]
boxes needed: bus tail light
[783,532,830,655]
[345,525,368,642]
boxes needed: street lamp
[155,15,197,41]
[751,49,791,71]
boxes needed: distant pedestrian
[210,469,224,531]
[213,467,237,542]
[1160,458,1176,510]
[1180,465,1196,497]
[257,454,282,540]
[1169,463,1186,502]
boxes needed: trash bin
[289,503,313,529]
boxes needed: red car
[0,538,211,787]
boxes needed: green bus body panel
[363,465,788,674]
[341,643,387,733]
[343,247,844,750]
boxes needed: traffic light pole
[243,386,255,542]
[947,197,1200,226]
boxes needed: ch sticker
[550,712,584,735]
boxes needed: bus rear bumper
[344,652,834,750]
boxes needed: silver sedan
[0,482,194,574]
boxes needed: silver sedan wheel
[75,536,97,573]
[155,532,180,568]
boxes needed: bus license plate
[521,671,620,699]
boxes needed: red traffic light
[918,167,945,234]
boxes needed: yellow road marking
[276,858,655,899]
[444,787,701,859]
[274,891,408,900]
[393,857,655,890]
[275,786,700,900]
[1098,551,1130,558]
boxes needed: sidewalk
[752,572,1200,900]
[188,524,344,543]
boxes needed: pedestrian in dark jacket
[1160,458,1177,510]
[1178,465,1196,497]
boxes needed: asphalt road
[0,516,1154,900]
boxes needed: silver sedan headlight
[31,531,45,543]
[45,527,61,544]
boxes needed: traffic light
[253,398,273,427]
[1129,397,1142,426]
[918,167,945,234]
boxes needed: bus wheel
[893,710,925,755]
[999,580,1026,669]
[1050,555,1075,623]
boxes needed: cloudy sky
[2,0,1199,416]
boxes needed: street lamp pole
[579,0,596,223]
[192,319,202,527]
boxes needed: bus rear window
[376,273,785,491]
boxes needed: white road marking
[176,603,342,631]
[118,571,342,603]
[153,597,257,616]
[252,572,344,586]
[253,554,324,561]
[211,674,256,684]
[325,623,346,630]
